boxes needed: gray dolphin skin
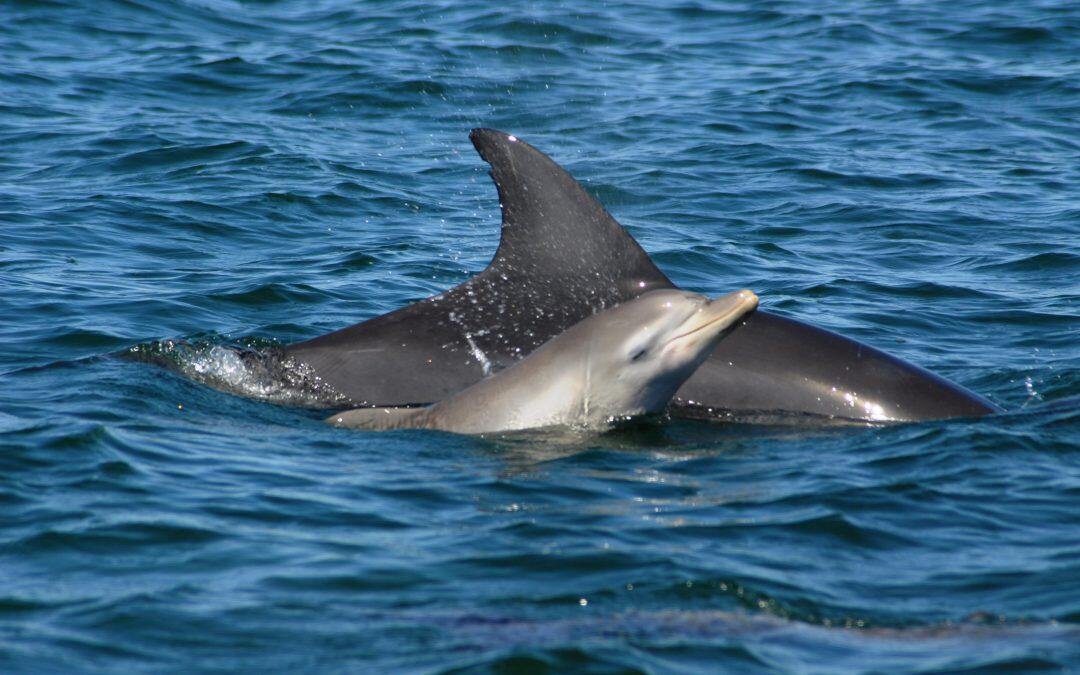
[288,129,1000,422]
[327,289,759,433]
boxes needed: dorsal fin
[470,128,672,291]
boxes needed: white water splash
[129,340,351,408]
[1021,375,1043,408]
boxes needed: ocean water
[1,0,1078,672]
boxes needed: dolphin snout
[733,289,758,307]
[704,289,758,321]
[671,289,758,343]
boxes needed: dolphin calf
[288,129,1000,422]
[327,289,759,433]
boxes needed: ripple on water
[0,0,1077,671]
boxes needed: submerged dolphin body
[328,289,759,434]
[287,129,999,422]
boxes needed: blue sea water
[1,0,1079,672]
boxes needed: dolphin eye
[631,348,648,362]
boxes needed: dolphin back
[292,129,999,422]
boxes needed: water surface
[1,1,1078,672]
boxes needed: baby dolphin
[326,289,758,434]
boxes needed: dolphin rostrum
[287,129,1000,422]
[327,289,759,433]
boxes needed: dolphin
[287,129,1000,422]
[327,289,759,433]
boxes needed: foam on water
[123,339,351,408]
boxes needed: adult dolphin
[286,129,999,422]
[327,289,759,434]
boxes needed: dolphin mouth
[669,290,759,344]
